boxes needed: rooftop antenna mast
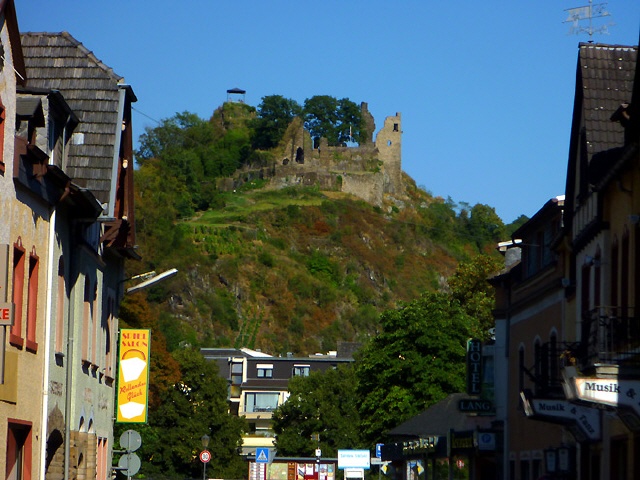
[564,0,613,39]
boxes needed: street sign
[338,450,370,469]
[118,453,141,477]
[375,443,383,458]
[0,302,14,326]
[458,398,493,414]
[200,450,211,463]
[120,430,142,452]
[256,447,270,464]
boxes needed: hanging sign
[116,329,151,423]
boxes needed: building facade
[492,42,640,480]
[202,346,356,456]
[1,5,138,480]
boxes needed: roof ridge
[579,42,637,50]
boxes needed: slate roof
[20,31,133,207]
[578,43,637,162]
[386,393,492,438]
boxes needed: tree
[355,292,472,445]
[252,95,303,149]
[272,364,363,457]
[466,203,506,250]
[447,254,502,340]
[138,347,247,479]
[303,96,362,146]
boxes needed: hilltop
[129,98,522,355]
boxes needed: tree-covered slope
[128,98,519,356]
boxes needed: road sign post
[200,450,211,480]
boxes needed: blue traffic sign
[256,447,270,464]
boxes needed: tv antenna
[564,0,613,38]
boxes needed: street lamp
[200,434,211,480]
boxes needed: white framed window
[256,364,273,378]
[293,365,310,377]
[244,392,279,413]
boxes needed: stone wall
[219,104,404,206]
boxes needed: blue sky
[19,1,640,223]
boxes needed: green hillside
[127,98,522,355]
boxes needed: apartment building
[201,346,356,455]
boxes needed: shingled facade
[20,31,137,252]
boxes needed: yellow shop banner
[116,329,151,423]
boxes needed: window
[6,420,33,480]
[230,361,243,398]
[96,437,108,480]
[520,459,531,480]
[293,365,310,377]
[244,392,279,413]
[256,364,273,378]
[25,249,39,352]
[82,277,93,363]
[10,240,25,347]
[104,296,115,378]
[621,230,630,317]
[518,346,525,394]
[611,237,619,307]
[55,257,65,355]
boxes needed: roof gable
[20,31,131,207]
[564,43,637,231]
[578,43,636,160]
[1,0,26,85]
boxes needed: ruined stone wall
[374,113,403,195]
[341,172,385,206]
[217,106,405,206]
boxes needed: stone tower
[375,112,403,195]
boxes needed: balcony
[522,341,565,398]
[576,307,640,371]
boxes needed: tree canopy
[252,95,303,150]
[303,95,363,147]
[133,347,247,479]
[272,364,363,457]
[354,254,499,445]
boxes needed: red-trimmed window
[25,248,39,352]
[82,277,91,363]
[6,419,33,480]
[96,437,108,480]
[92,284,98,366]
[10,240,25,348]
[55,257,65,355]
[0,97,5,174]
[104,296,115,378]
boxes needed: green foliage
[252,95,303,149]
[272,365,363,457]
[447,254,502,340]
[139,347,246,479]
[306,250,339,285]
[355,292,472,445]
[303,95,362,146]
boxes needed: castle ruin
[219,103,405,206]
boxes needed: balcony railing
[579,306,640,368]
[523,341,565,397]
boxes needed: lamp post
[200,434,211,480]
